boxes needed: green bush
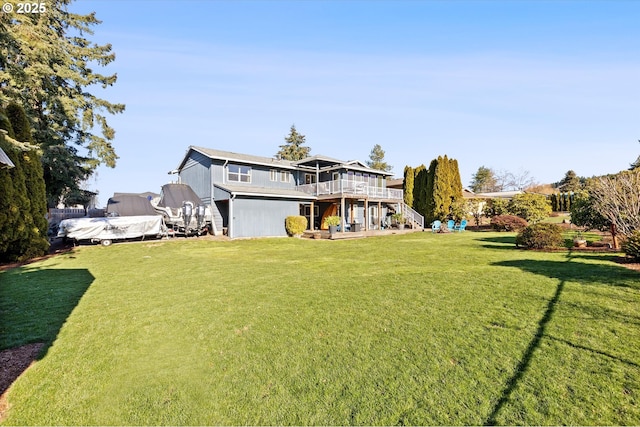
[516,223,564,249]
[491,215,528,232]
[508,193,552,223]
[285,215,307,236]
[622,231,640,260]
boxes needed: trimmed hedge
[516,223,564,249]
[491,215,528,232]
[285,215,307,236]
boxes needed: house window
[270,169,278,181]
[305,173,316,184]
[228,164,251,183]
[280,171,290,182]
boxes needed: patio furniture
[431,220,441,233]
[447,219,455,230]
[454,219,467,232]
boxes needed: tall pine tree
[276,125,311,161]
[0,1,125,206]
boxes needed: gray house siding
[179,151,212,204]
[232,197,300,238]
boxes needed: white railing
[402,203,424,229]
[297,180,403,200]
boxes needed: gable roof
[178,145,393,176]
[179,146,297,171]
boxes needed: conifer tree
[0,1,125,206]
[366,144,392,172]
[276,125,311,161]
[413,165,428,218]
[424,155,463,223]
[6,103,49,254]
[403,165,414,207]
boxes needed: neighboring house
[175,146,421,238]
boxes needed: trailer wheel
[101,239,112,246]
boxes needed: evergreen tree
[413,164,428,219]
[6,103,49,252]
[366,144,392,172]
[557,170,582,192]
[0,1,125,206]
[425,155,463,223]
[403,166,414,208]
[0,105,49,261]
[276,125,311,161]
[470,166,497,193]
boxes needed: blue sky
[73,1,640,206]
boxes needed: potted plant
[325,215,341,234]
[573,231,587,248]
[391,213,406,230]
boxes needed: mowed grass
[1,232,639,425]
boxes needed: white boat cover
[57,215,164,241]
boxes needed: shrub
[324,215,341,227]
[622,231,640,260]
[491,215,528,232]
[285,215,307,236]
[516,223,564,249]
[507,193,552,223]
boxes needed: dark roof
[179,146,393,176]
[182,146,297,170]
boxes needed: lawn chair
[447,219,455,231]
[431,220,441,233]
[454,219,467,232]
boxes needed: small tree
[587,170,640,248]
[508,193,551,223]
[366,144,392,172]
[483,198,509,218]
[276,125,311,161]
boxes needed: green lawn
[1,232,639,425]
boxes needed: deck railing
[297,180,403,200]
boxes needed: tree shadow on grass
[485,255,639,425]
[0,266,94,396]
[475,235,518,250]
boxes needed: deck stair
[401,203,424,230]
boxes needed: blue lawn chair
[454,219,467,232]
[447,219,455,231]
[431,220,441,233]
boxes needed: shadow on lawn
[475,235,517,250]
[0,266,94,396]
[485,254,639,425]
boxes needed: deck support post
[340,197,346,233]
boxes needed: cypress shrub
[0,105,50,262]
[403,165,414,208]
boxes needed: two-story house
[175,146,422,238]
